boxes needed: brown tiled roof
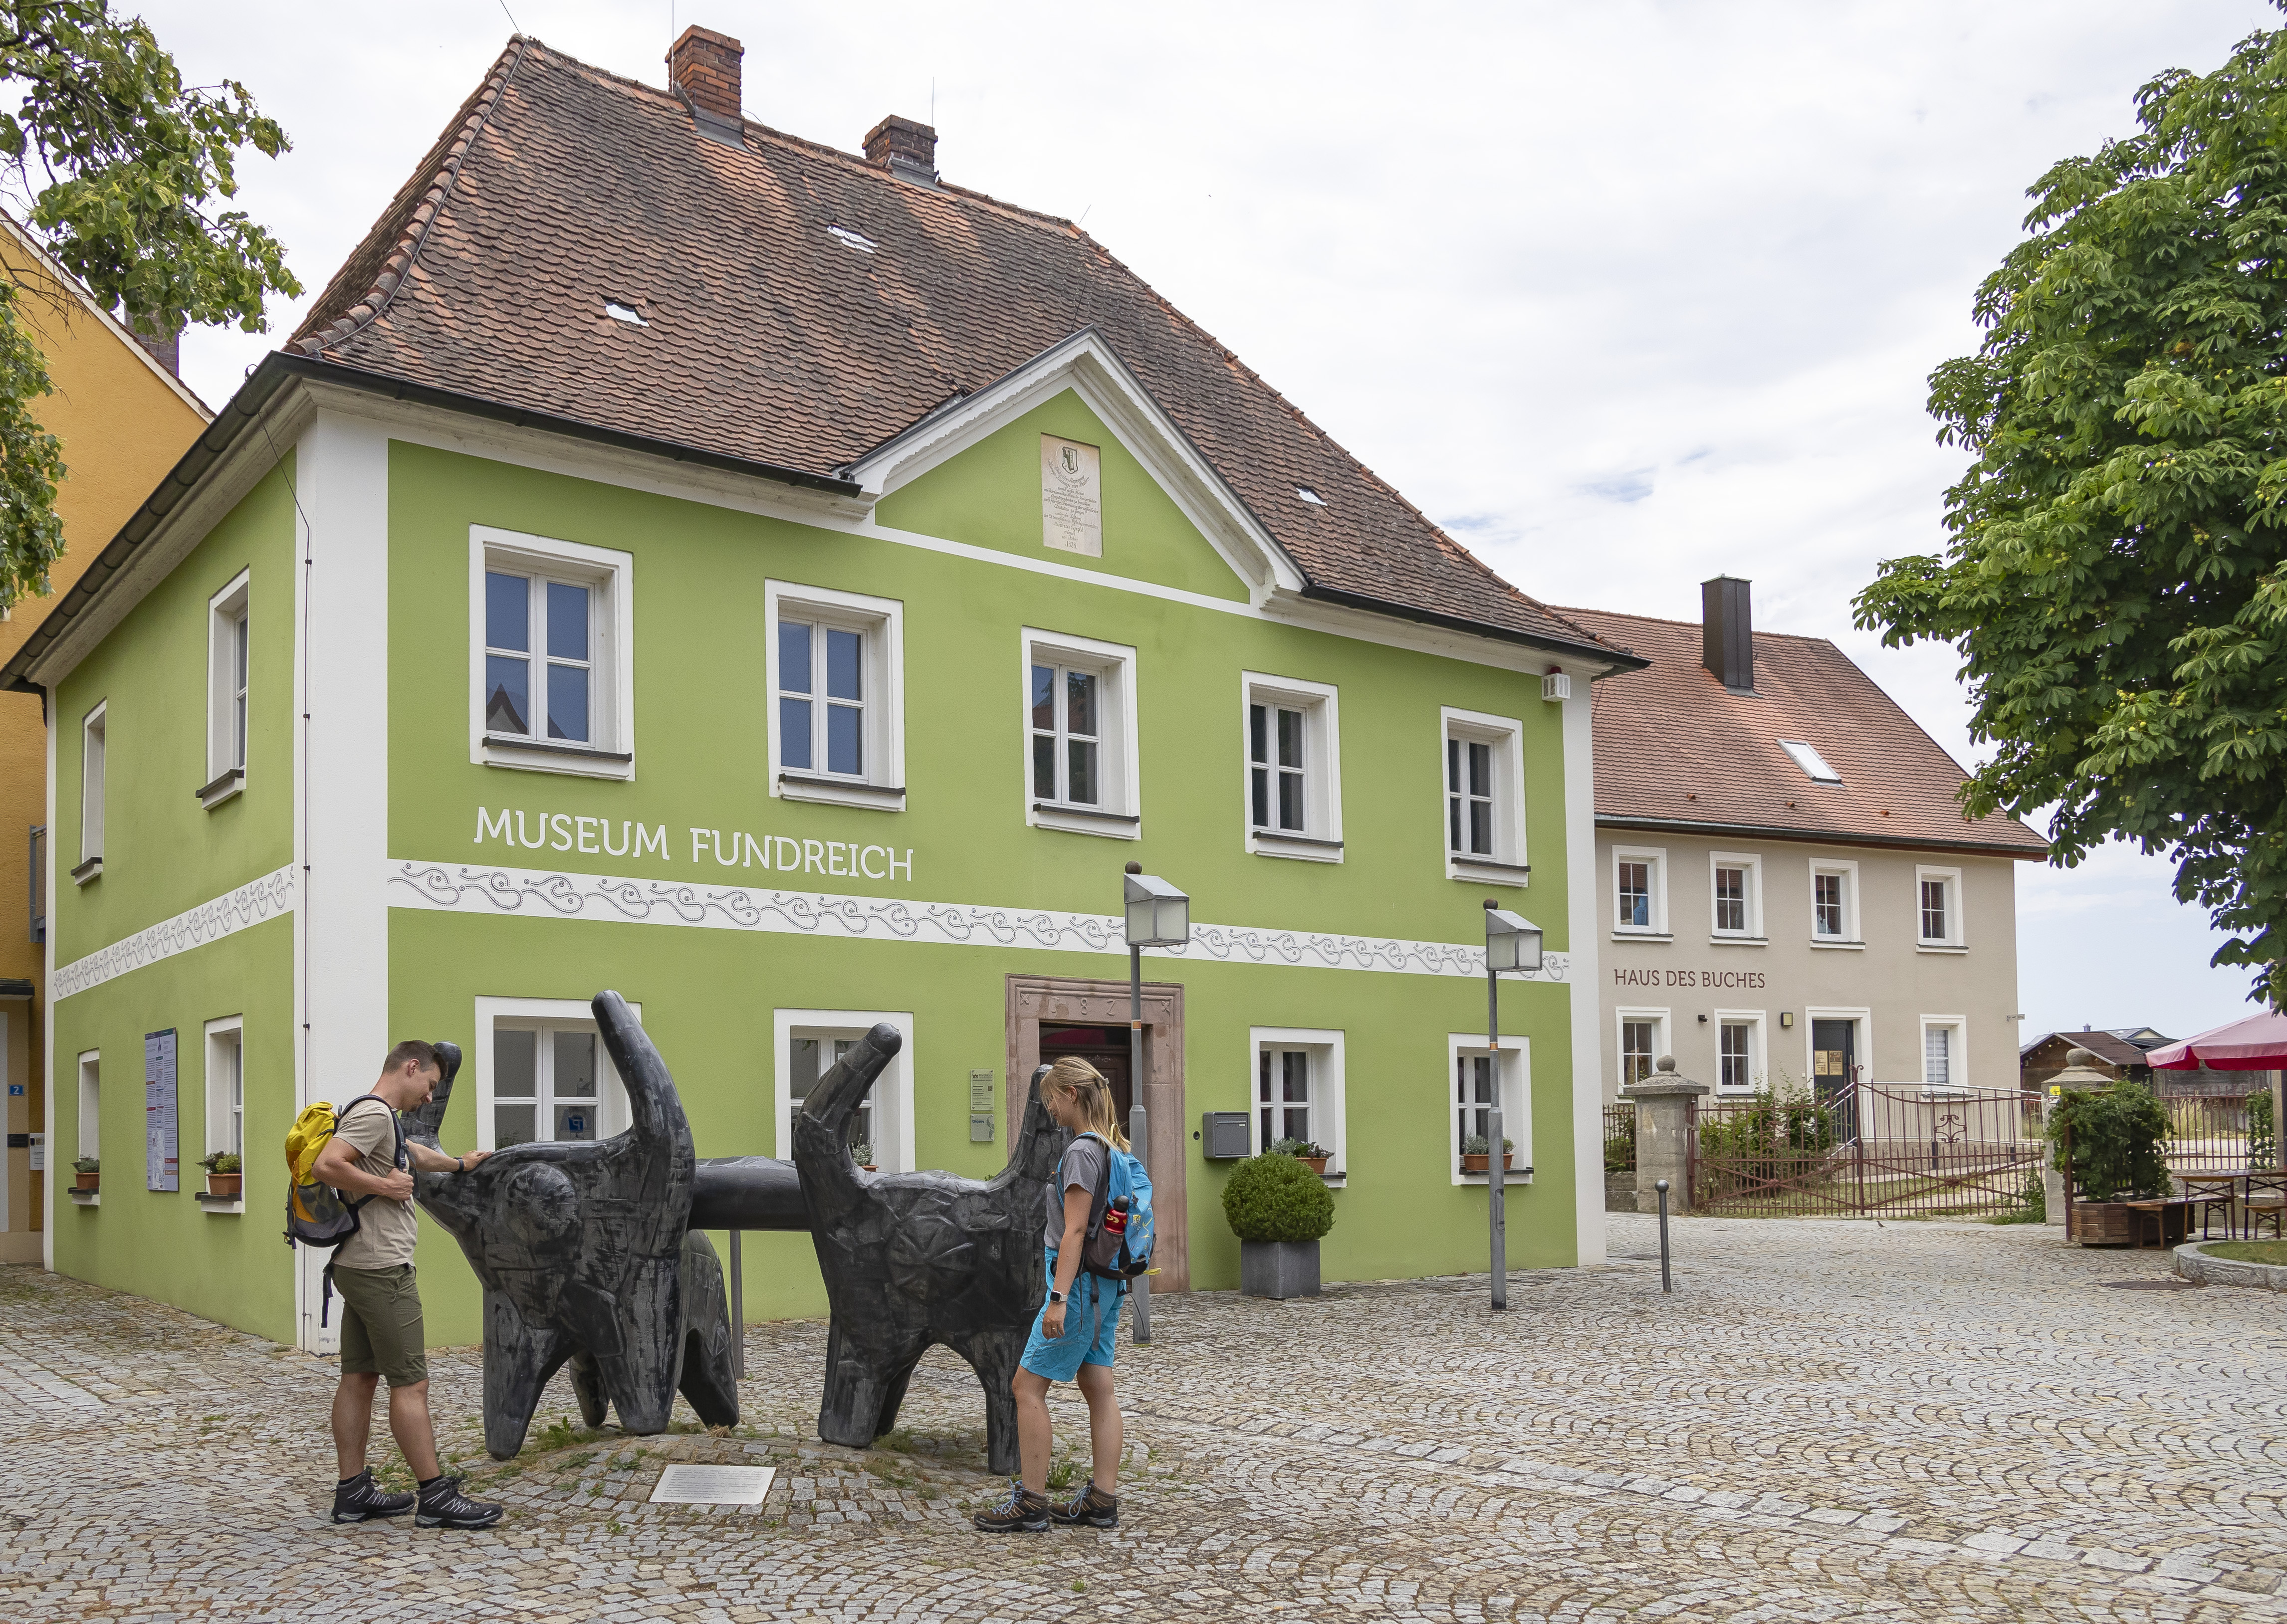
[290,36,1608,655]
[1554,606,2049,858]
[2022,1031,2151,1071]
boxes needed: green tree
[1855,12,2287,1011]
[0,2,298,607]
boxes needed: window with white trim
[1022,628,1139,837]
[1249,1027,1346,1173]
[204,570,249,805]
[773,1009,916,1172]
[1447,1034,1529,1183]
[1710,852,1762,939]
[766,582,905,810]
[1715,1011,1765,1093]
[469,527,634,779]
[472,998,636,1152]
[1611,845,1666,935]
[1921,1016,1967,1090]
[1915,865,1964,948]
[1809,859,1859,943]
[1616,1008,1668,1090]
[204,1017,243,1160]
[76,703,105,880]
[77,1050,99,1163]
[1440,707,1527,884]
[1242,673,1342,859]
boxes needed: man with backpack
[310,1039,501,1529]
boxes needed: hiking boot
[331,1469,416,1523]
[414,1474,503,1530]
[1051,1481,1120,1529]
[972,1478,1050,1533]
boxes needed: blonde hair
[1042,1056,1130,1151]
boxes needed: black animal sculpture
[406,992,739,1459]
[794,1032,1066,1475]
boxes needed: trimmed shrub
[2049,1079,2171,1201]
[1222,1150,1335,1244]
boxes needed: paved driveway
[2,1214,2282,1621]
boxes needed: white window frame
[1439,707,1528,886]
[1610,844,1667,938]
[1447,1032,1531,1186]
[75,702,105,883]
[764,580,906,812]
[1615,1007,1669,1092]
[202,569,250,808]
[468,526,636,781]
[1708,851,1764,942]
[203,1016,244,1160]
[471,997,639,1153]
[1240,672,1343,863]
[77,1049,100,1164]
[1020,627,1140,839]
[1919,1014,1968,1095]
[1915,865,1966,952]
[1713,1009,1766,1094]
[1247,1026,1346,1179]
[1808,858,1861,947]
[1803,1007,1872,1089]
[772,1008,916,1173]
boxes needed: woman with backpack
[974,1056,1135,1534]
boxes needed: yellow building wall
[0,222,211,1261]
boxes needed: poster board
[146,1028,178,1193]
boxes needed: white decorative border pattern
[53,864,297,1001]
[387,861,1570,984]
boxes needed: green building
[2,27,1637,1354]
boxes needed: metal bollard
[1129,1104,1151,1344]
[1655,1178,1673,1294]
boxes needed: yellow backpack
[282,1096,402,1249]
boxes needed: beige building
[1561,581,2048,1103]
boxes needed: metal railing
[1603,1103,1635,1176]
[2158,1087,2257,1173]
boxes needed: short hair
[383,1039,443,1077]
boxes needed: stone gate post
[1623,1057,1709,1216]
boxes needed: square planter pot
[1239,1238,1321,1299]
[73,1172,99,1193]
[2067,1201,2136,1245]
[206,1174,242,1199]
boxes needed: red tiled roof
[291,37,1609,655]
[1554,606,2049,858]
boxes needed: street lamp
[1481,900,1542,1313]
[1120,861,1188,1343]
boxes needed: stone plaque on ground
[649,1463,777,1505]
[1041,435,1102,556]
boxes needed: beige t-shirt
[331,1097,417,1270]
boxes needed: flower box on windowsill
[1459,1153,1514,1175]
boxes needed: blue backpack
[1075,1131,1154,1291]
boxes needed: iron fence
[2157,1088,2256,1172]
[1603,1104,1635,1176]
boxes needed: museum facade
[2,29,1638,1351]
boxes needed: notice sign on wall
[1041,435,1102,557]
[146,1028,178,1193]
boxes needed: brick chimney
[864,115,939,186]
[667,25,744,124]
[1701,575,1755,695]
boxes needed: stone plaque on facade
[1041,435,1102,556]
[649,1463,777,1505]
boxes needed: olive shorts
[334,1263,429,1386]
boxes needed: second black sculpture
[794,1031,1065,1475]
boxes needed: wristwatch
[1047,1288,1066,1304]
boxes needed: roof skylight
[827,224,878,254]
[603,300,648,326]
[1778,739,1841,783]
[1295,486,1325,505]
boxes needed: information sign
[146,1028,178,1193]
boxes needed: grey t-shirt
[1047,1135,1107,1250]
[332,1097,417,1271]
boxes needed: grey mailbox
[1201,1112,1252,1160]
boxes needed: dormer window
[603,300,648,326]
[1778,739,1841,783]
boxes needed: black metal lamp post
[1121,861,1189,1342]
[1482,900,1543,1311]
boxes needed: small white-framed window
[1248,1027,1346,1176]
[1920,1015,1967,1092]
[1915,865,1965,949]
[1241,673,1343,862]
[1021,627,1140,838]
[77,1049,100,1163]
[1714,1010,1765,1093]
[1439,707,1528,885]
[472,997,638,1152]
[203,569,250,807]
[1448,1034,1529,1184]
[1616,1008,1668,1091]
[469,526,635,780]
[204,1017,244,1160]
[1709,851,1763,940]
[765,581,906,812]
[74,703,105,883]
[1809,859,1860,945]
[773,1009,916,1172]
[1611,845,1667,936]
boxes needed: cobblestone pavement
[3,1215,2284,1622]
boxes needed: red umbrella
[2146,1012,2287,1071]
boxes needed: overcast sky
[131,0,2282,1048]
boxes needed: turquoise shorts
[1019,1248,1122,1381]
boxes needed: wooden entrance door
[1038,1024,1133,1124]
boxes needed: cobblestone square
[3,1215,2282,1622]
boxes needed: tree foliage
[0,2,298,606]
[1854,11,2287,1011]
[2048,1080,2172,1203]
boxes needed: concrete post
[1623,1057,1709,1216]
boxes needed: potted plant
[71,1155,98,1193]
[1460,1134,1514,1175]
[1268,1136,1332,1176]
[849,1141,876,1174]
[2050,1077,2172,1244]
[199,1151,242,1198]
[1223,1150,1336,1299]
